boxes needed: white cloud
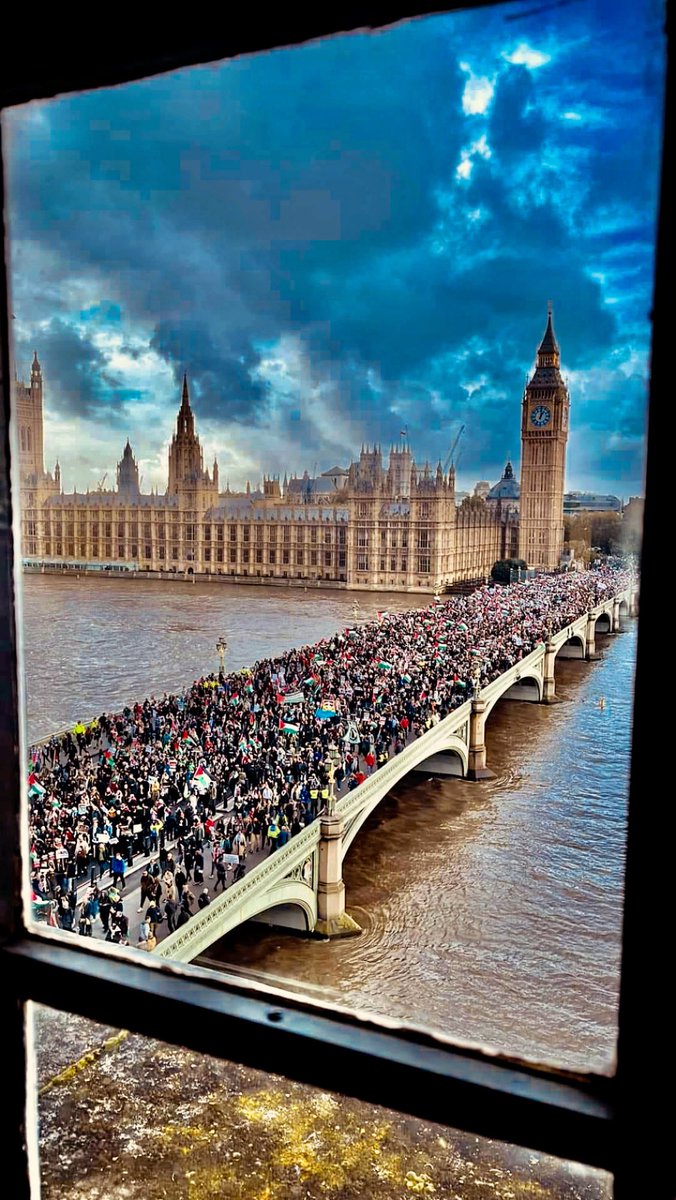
[562,110,582,121]
[459,61,495,115]
[455,133,492,182]
[502,43,551,70]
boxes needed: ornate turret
[31,351,42,389]
[167,373,214,502]
[117,438,140,499]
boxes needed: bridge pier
[612,598,621,633]
[467,698,495,781]
[542,640,558,703]
[315,815,361,938]
[629,590,639,618]
[586,612,598,660]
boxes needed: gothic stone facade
[18,312,566,592]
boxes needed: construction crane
[442,424,465,475]
[97,472,107,491]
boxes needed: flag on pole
[192,766,212,794]
[284,690,304,705]
[376,611,390,621]
[279,719,300,734]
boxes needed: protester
[28,565,633,933]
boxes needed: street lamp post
[472,663,482,701]
[216,635,228,677]
[325,741,342,817]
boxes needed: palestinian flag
[376,611,390,621]
[27,774,46,798]
[377,661,393,671]
[279,719,300,735]
[284,690,304,705]
[193,766,212,794]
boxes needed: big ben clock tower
[518,304,570,570]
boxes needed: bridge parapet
[155,587,632,962]
[157,819,321,963]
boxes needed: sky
[2,0,665,499]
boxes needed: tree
[491,558,527,584]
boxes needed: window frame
[0,5,672,1197]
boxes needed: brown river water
[22,573,633,1074]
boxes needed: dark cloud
[4,0,665,492]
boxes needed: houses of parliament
[16,308,569,592]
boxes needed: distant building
[564,492,622,514]
[17,307,578,591]
[621,496,644,549]
[486,460,519,508]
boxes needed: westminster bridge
[157,584,637,962]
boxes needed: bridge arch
[556,633,586,659]
[483,672,543,721]
[222,878,317,939]
[340,733,469,861]
[595,612,612,634]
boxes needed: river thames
[23,573,633,1074]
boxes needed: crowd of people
[29,564,633,940]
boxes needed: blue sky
[3,0,665,498]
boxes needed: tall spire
[181,372,190,410]
[537,302,559,361]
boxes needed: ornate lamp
[216,635,228,676]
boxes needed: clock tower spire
[518,304,570,570]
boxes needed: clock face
[530,404,551,428]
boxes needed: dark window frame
[0,5,671,1198]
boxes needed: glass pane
[34,1004,612,1199]
[5,0,664,1074]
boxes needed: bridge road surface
[49,725,420,951]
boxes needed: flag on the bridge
[284,691,304,705]
[27,774,45,798]
[192,766,212,794]
[376,611,390,621]
[279,719,300,734]
[377,661,393,671]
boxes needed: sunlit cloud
[459,61,496,115]
[502,43,551,69]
